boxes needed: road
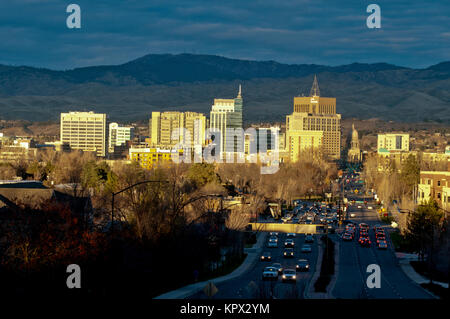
[188,231,319,299]
[332,197,433,299]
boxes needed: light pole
[110,180,168,235]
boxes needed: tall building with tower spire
[210,85,244,157]
[286,75,341,161]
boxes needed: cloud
[0,0,448,69]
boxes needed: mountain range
[0,53,449,124]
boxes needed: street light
[110,180,168,235]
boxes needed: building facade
[377,133,409,153]
[108,122,135,153]
[418,164,450,211]
[347,123,362,163]
[60,111,107,157]
[286,76,341,162]
[209,85,243,157]
[129,147,183,169]
[150,111,206,147]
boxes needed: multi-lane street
[188,172,433,300]
[332,201,433,299]
[189,231,319,299]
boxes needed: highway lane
[333,200,432,299]
[188,231,319,299]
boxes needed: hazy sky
[0,0,448,69]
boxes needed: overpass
[247,222,320,234]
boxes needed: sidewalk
[397,253,448,290]
[154,232,267,299]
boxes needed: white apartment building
[377,133,409,153]
[108,122,135,153]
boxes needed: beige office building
[286,75,341,162]
[377,133,409,153]
[150,111,206,147]
[60,111,107,157]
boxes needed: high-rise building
[60,111,107,157]
[286,76,341,161]
[377,133,409,153]
[108,122,135,153]
[150,111,206,147]
[209,85,243,157]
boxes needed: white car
[262,267,279,280]
[286,233,296,238]
[367,206,373,210]
[269,232,279,236]
[350,213,356,218]
[282,269,297,282]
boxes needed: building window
[437,180,440,186]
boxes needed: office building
[129,147,183,169]
[108,122,135,153]
[209,85,243,157]
[286,76,341,162]
[150,111,206,147]
[377,133,409,153]
[60,111,107,157]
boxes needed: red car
[375,230,385,239]
[359,223,369,231]
[377,240,388,249]
[359,237,371,247]
[342,232,354,241]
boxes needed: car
[305,235,314,243]
[301,244,312,253]
[296,259,310,271]
[342,232,353,241]
[287,233,296,238]
[262,266,279,280]
[376,230,385,238]
[359,223,369,230]
[359,229,369,237]
[377,240,388,249]
[267,241,278,248]
[359,237,371,247]
[357,205,362,209]
[271,263,283,274]
[269,236,278,243]
[367,206,373,210]
[281,269,297,282]
[283,248,295,258]
[260,252,272,261]
[284,239,295,247]
[269,232,279,236]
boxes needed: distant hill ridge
[0,53,448,123]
